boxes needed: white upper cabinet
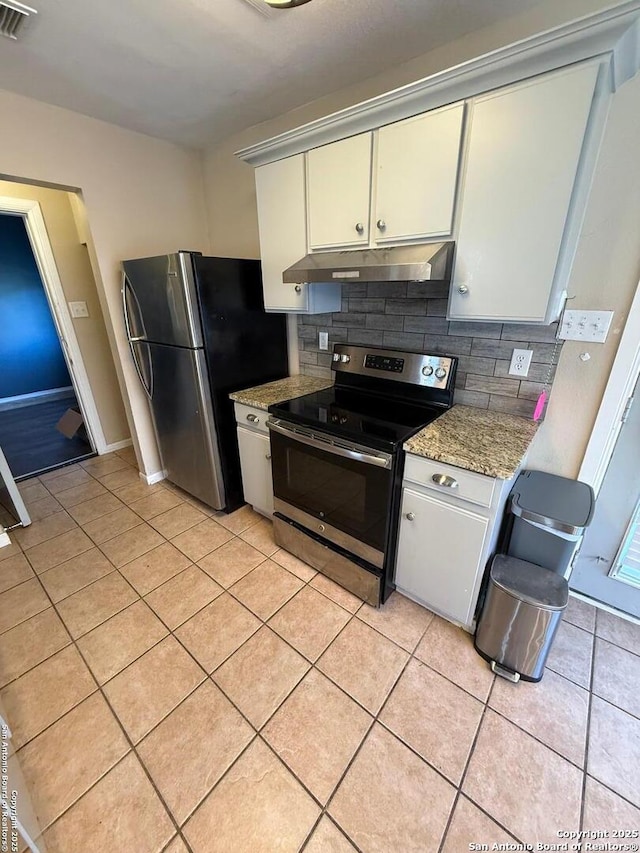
[255,154,341,314]
[307,132,373,250]
[373,103,464,244]
[449,61,602,323]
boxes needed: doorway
[0,211,95,479]
[570,372,640,618]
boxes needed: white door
[237,425,273,518]
[570,375,640,618]
[373,103,464,244]
[0,444,31,538]
[449,62,600,323]
[307,133,372,250]
[395,487,489,626]
[255,155,310,312]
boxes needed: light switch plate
[559,309,613,342]
[69,301,89,318]
[318,331,329,351]
[509,348,533,377]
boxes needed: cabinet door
[374,103,464,244]
[255,155,310,312]
[237,425,273,517]
[255,156,341,314]
[395,487,489,626]
[307,133,372,250]
[449,62,600,323]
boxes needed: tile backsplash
[297,281,562,419]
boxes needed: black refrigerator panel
[192,256,288,390]
[192,255,289,512]
[122,253,203,347]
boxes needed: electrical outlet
[69,301,89,318]
[318,331,329,351]
[559,309,614,342]
[509,348,533,377]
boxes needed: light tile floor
[1,450,639,852]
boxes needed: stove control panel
[332,344,456,391]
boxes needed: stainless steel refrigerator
[122,252,288,512]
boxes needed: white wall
[0,90,209,474]
[202,0,640,479]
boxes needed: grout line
[5,494,640,849]
[580,626,598,831]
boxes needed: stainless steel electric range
[267,344,457,607]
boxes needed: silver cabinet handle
[458,285,469,295]
[265,454,271,460]
[376,219,386,231]
[432,474,459,489]
[294,285,302,293]
[355,222,364,234]
[405,512,415,521]
[247,414,260,423]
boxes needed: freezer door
[147,343,225,510]
[122,253,203,347]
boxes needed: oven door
[267,418,394,568]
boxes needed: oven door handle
[267,419,392,469]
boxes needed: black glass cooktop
[268,387,446,452]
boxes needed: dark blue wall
[0,214,72,399]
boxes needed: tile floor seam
[580,628,598,831]
[36,590,197,845]
[408,637,496,706]
[583,772,640,814]
[451,673,529,848]
[0,579,51,637]
[5,487,633,850]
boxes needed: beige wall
[0,90,209,474]
[0,180,128,445]
[203,0,640,479]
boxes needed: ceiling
[0,0,548,148]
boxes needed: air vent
[0,1,37,40]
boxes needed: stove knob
[332,353,341,362]
[340,354,351,364]
[331,414,339,423]
[421,365,434,376]
[339,417,348,424]
[435,367,447,379]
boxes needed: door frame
[0,196,107,453]
[579,277,640,493]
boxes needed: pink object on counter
[533,389,548,421]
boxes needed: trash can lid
[510,470,595,535]
[490,554,569,610]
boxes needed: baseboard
[0,386,75,412]
[103,438,133,453]
[139,469,166,485]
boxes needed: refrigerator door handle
[122,277,153,400]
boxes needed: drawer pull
[265,454,272,460]
[405,512,415,521]
[432,474,459,489]
[246,414,260,424]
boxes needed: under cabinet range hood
[282,241,454,284]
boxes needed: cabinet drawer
[404,454,496,507]
[234,403,270,435]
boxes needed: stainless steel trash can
[507,470,595,575]
[474,554,568,682]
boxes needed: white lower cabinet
[395,455,513,631]
[235,403,273,517]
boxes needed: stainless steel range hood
[282,241,454,284]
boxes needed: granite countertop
[229,375,333,411]
[404,405,539,480]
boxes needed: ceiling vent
[0,1,37,40]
